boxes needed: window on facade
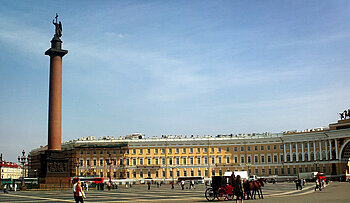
[261,155,265,163]
[204,148,208,153]
[80,150,83,155]
[204,157,208,164]
[155,148,158,154]
[205,170,208,177]
[176,170,180,177]
[198,170,201,176]
[261,146,264,151]
[126,159,129,166]
[133,171,136,178]
[162,158,166,165]
[155,158,159,165]
[241,156,245,163]
[273,145,277,150]
[155,171,158,177]
[197,157,201,165]
[267,155,271,163]
[169,148,172,154]
[280,154,284,162]
[240,146,244,152]
[86,160,90,166]
[126,149,129,154]
[247,146,251,151]
[219,170,222,176]
[119,158,123,166]
[162,171,166,177]
[267,145,271,150]
[147,158,151,165]
[132,149,136,154]
[190,157,194,165]
[99,159,103,166]
[170,171,173,177]
[86,150,90,155]
[183,157,187,165]
[226,156,230,164]
[139,158,144,165]
[190,148,193,153]
[139,149,143,154]
[254,156,258,163]
[211,148,214,153]
[132,158,136,166]
[262,168,265,175]
[93,150,96,155]
[293,168,297,174]
[247,156,251,163]
[234,156,238,163]
[255,146,258,151]
[106,150,110,155]
[226,147,230,152]
[113,150,116,154]
[183,148,186,153]
[184,170,187,177]
[93,159,97,166]
[274,155,278,163]
[212,170,215,176]
[176,157,180,165]
[148,171,151,178]
[176,148,179,154]
[255,169,259,175]
[287,168,291,174]
[147,149,151,154]
[218,147,221,153]
[280,145,283,149]
[161,148,165,154]
[218,156,222,163]
[191,170,194,176]
[299,167,303,173]
[274,168,278,175]
[140,171,143,178]
[287,154,290,162]
[268,168,272,175]
[234,147,237,152]
[169,157,173,165]
[281,168,284,175]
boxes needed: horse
[252,178,265,199]
[243,180,255,199]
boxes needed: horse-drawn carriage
[205,175,236,201]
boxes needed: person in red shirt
[75,180,86,203]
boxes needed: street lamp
[108,153,115,184]
[18,150,28,190]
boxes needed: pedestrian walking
[234,175,244,203]
[85,182,88,191]
[14,184,17,192]
[73,179,78,202]
[108,181,111,191]
[181,180,185,190]
[147,181,151,190]
[3,185,8,194]
[75,180,86,203]
[171,181,175,189]
[315,179,322,191]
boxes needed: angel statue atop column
[53,13,62,38]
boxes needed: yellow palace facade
[29,116,350,182]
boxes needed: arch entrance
[340,140,350,181]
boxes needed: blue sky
[1,0,350,162]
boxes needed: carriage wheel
[205,187,215,201]
[217,188,227,201]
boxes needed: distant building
[29,116,350,183]
[1,162,26,179]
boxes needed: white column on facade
[319,140,323,160]
[296,142,299,161]
[290,142,292,162]
[301,142,305,161]
[329,139,332,159]
[284,143,287,163]
[325,140,328,160]
[307,142,311,161]
[335,139,338,160]
[313,141,317,160]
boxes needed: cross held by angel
[53,13,62,38]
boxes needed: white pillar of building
[335,139,339,160]
[313,141,317,160]
[296,142,299,161]
[325,140,328,160]
[284,143,287,163]
[329,139,332,159]
[319,140,323,160]
[290,143,292,162]
[301,142,305,161]
[307,142,311,161]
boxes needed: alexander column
[45,14,68,151]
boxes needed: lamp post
[17,150,28,190]
[108,153,115,184]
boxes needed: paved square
[0,182,349,202]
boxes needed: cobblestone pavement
[0,182,349,202]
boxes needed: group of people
[295,178,306,190]
[3,183,17,193]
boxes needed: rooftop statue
[53,13,62,38]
